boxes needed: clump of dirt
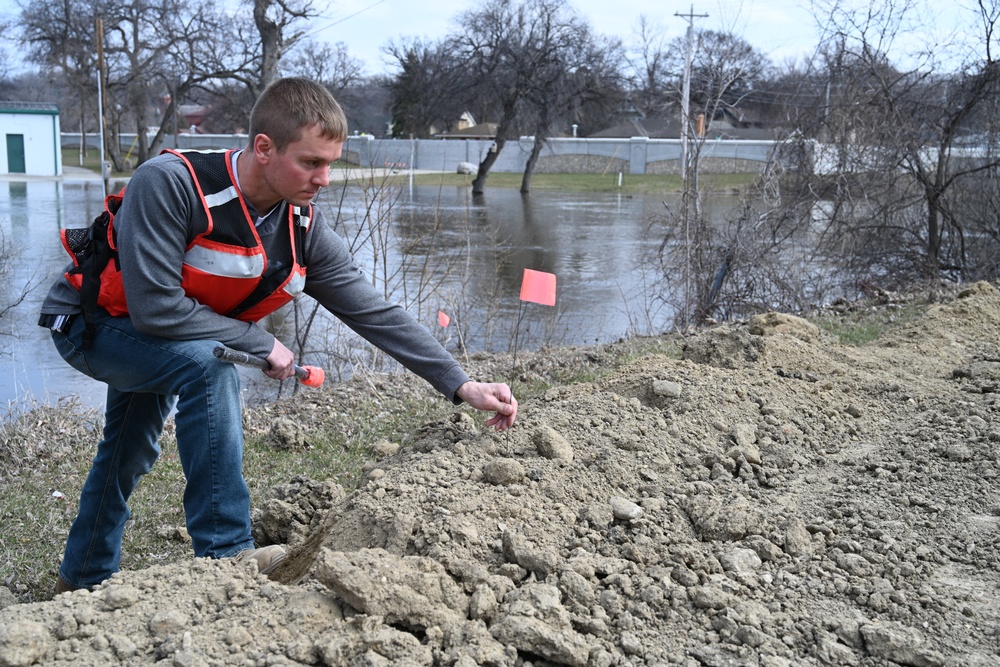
[2,283,1000,666]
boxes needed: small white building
[0,102,62,176]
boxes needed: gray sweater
[41,152,470,402]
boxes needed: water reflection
[8,182,28,230]
[0,178,674,414]
[1,178,113,416]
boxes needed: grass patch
[61,147,131,178]
[812,301,928,346]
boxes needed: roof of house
[589,117,683,139]
[590,114,785,141]
[0,101,59,115]
[435,122,498,139]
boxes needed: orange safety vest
[63,149,310,323]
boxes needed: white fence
[61,133,783,175]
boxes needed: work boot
[55,576,82,595]
[230,545,286,576]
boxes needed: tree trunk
[134,106,150,166]
[254,0,282,91]
[520,132,546,194]
[472,137,505,195]
[148,80,190,158]
[926,189,941,274]
[106,130,124,173]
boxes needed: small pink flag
[438,310,451,327]
[520,269,557,306]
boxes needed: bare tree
[20,0,100,155]
[519,33,625,192]
[251,0,316,94]
[660,0,1000,330]
[384,38,465,138]
[284,40,363,97]
[18,0,263,168]
[283,39,372,132]
[624,15,673,117]
[655,29,772,139]
[451,0,620,194]
[793,0,1000,285]
[647,29,774,326]
[95,0,265,167]
[0,18,11,82]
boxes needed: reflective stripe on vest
[184,241,266,278]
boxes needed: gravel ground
[1,282,999,666]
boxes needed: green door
[6,134,26,173]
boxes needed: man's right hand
[265,339,296,380]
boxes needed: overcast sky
[296,0,973,75]
[304,0,827,73]
[0,0,976,76]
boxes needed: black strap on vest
[64,193,123,349]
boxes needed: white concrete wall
[0,110,62,176]
[61,132,783,174]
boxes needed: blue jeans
[52,311,254,589]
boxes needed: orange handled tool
[213,345,325,388]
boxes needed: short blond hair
[248,77,348,150]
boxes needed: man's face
[259,123,343,207]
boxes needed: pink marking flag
[438,310,451,327]
[519,269,557,306]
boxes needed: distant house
[592,107,782,141]
[0,102,61,176]
[706,107,779,140]
[177,104,213,133]
[435,122,499,140]
[590,117,683,139]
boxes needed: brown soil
[1,283,999,666]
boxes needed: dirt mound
[2,285,1000,666]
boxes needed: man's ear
[253,134,274,162]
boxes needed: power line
[327,0,387,29]
[301,0,388,42]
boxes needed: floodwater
[0,174,681,415]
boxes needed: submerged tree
[624,15,674,117]
[449,0,622,194]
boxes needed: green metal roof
[0,101,59,115]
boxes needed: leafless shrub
[0,226,40,343]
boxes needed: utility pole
[95,16,109,198]
[675,5,708,181]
